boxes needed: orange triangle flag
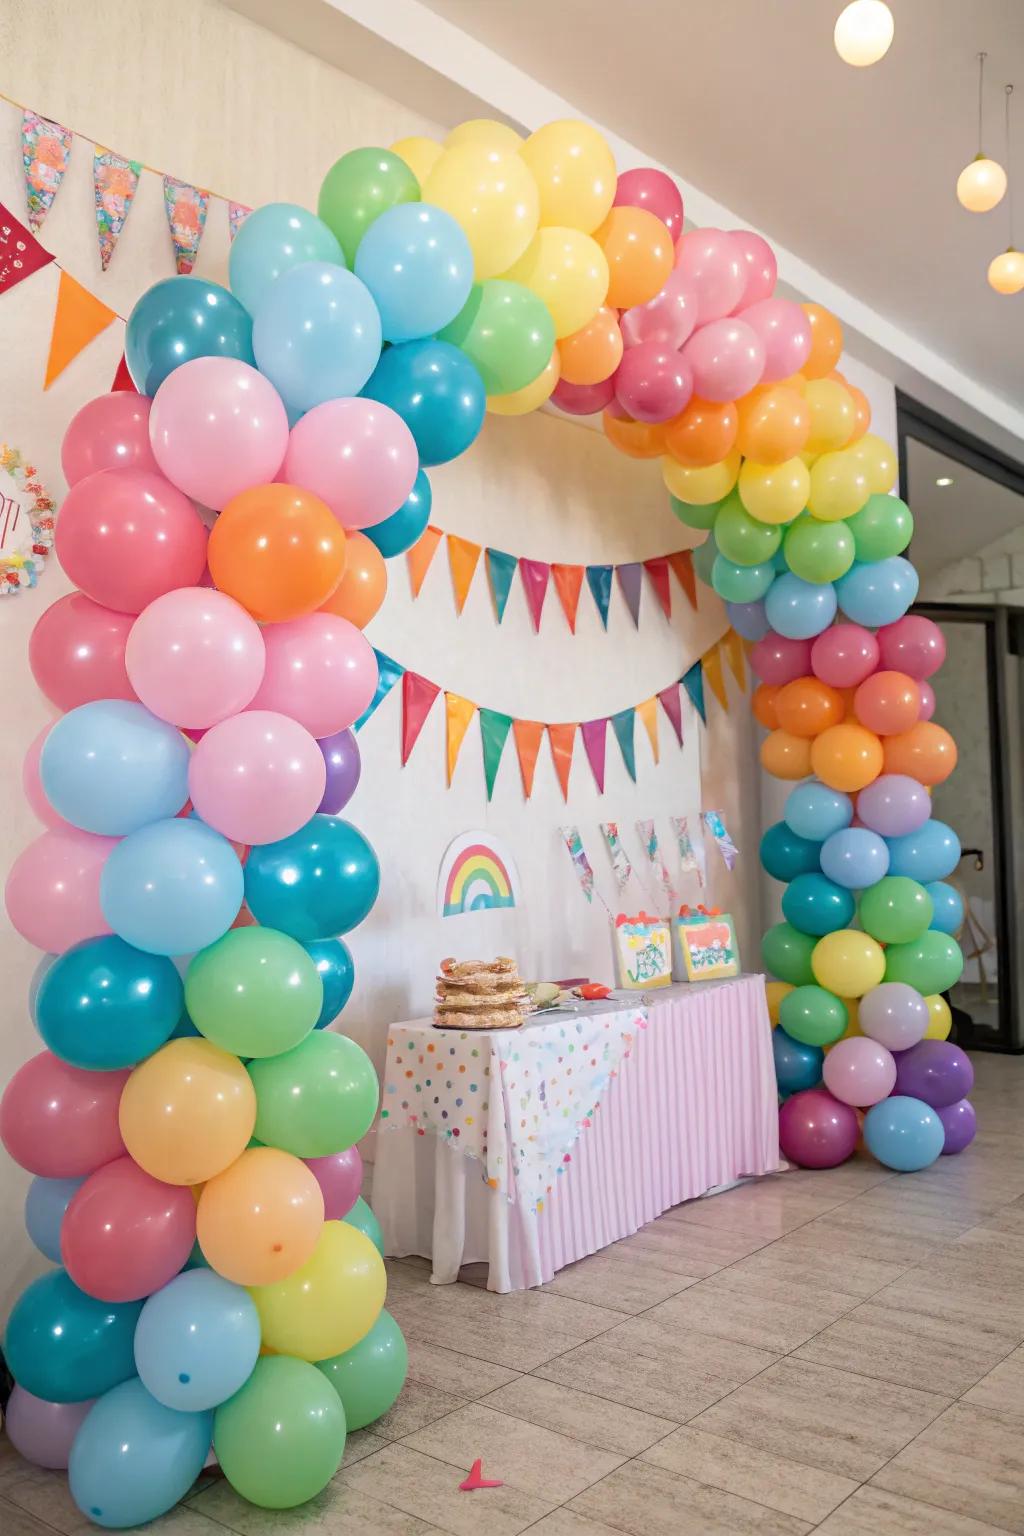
[45,271,117,389]
[445,692,476,784]
[547,722,576,802]
[407,525,443,597]
[724,628,747,689]
[667,550,697,610]
[447,535,482,614]
[512,719,544,799]
[636,696,660,763]
[551,564,585,633]
[702,642,729,712]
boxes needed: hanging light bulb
[834,1,894,66]
[988,86,1024,294]
[958,53,1007,212]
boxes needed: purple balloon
[304,1144,363,1220]
[893,1039,974,1110]
[778,1087,859,1169]
[6,1386,95,1469]
[317,727,361,814]
[726,599,769,643]
[937,1097,976,1155]
[856,774,931,838]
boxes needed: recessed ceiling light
[935,476,954,486]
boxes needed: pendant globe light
[988,86,1024,295]
[958,53,1008,212]
[834,1,894,67]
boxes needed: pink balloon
[681,319,765,402]
[613,167,684,241]
[778,1088,858,1170]
[126,588,266,729]
[249,614,378,738]
[552,376,616,415]
[305,1145,363,1221]
[23,725,70,831]
[730,231,777,309]
[613,342,693,424]
[55,468,208,615]
[188,710,326,846]
[282,398,419,530]
[822,1036,897,1108]
[750,631,812,686]
[810,624,880,688]
[877,615,946,680]
[61,1155,196,1303]
[61,392,159,487]
[620,268,697,350]
[5,828,115,953]
[0,1053,128,1177]
[30,593,138,712]
[5,1388,96,1469]
[859,982,930,1052]
[918,680,936,721]
[674,229,745,323]
[740,297,812,383]
[149,357,288,510]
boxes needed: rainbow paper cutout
[438,832,521,918]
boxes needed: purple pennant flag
[581,718,608,793]
[616,562,643,628]
[519,558,550,632]
[657,684,684,745]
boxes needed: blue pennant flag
[586,565,613,630]
[354,649,404,732]
[681,660,706,724]
[610,707,637,782]
[485,548,518,623]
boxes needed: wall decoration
[560,825,600,906]
[93,148,141,271]
[703,809,738,871]
[44,271,117,389]
[669,814,705,887]
[437,831,521,917]
[0,201,54,294]
[614,914,673,989]
[228,201,252,241]
[636,819,676,904]
[0,445,56,595]
[162,175,210,274]
[600,822,633,893]
[21,109,71,230]
[677,907,740,981]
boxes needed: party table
[372,976,780,1292]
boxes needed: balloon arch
[2,115,972,1525]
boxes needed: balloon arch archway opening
[3,116,972,1525]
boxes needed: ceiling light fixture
[935,477,954,487]
[988,85,1024,295]
[958,53,1008,212]
[834,1,894,67]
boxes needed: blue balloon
[781,872,856,937]
[363,469,432,559]
[725,599,770,642]
[765,573,837,639]
[40,701,189,838]
[784,781,853,842]
[229,202,344,316]
[355,203,474,342]
[760,822,821,882]
[863,1094,945,1172]
[925,880,965,935]
[886,819,961,883]
[36,935,183,1069]
[819,827,890,890]
[245,816,379,942]
[134,1270,261,1412]
[835,557,919,628]
[5,1269,142,1403]
[253,261,382,412]
[25,1176,85,1262]
[711,555,775,604]
[125,277,254,396]
[363,339,485,466]
[772,1028,824,1096]
[100,818,244,958]
[69,1378,212,1528]
[303,938,355,1028]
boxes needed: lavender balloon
[938,1097,976,1155]
[5,1386,95,1469]
[726,599,770,643]
[317,727,361,814]
[894,1039,974,1110]
[859,982,929,1052]
[857,774,930,838]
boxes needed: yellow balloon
[807,450,872,522]
[850,432,898,495]
[923,993,952,1041]
[662,449,741,505]
[520,119,617,232]
[811,931,886,999]
[501,227,609,338]
[738,457,810,524]
[765,980,794,1027]
[488,346,560,415]
[445,118,523,154]
[251,1220,386,1362]
[389,136,442,186]
[196,1147,325,1286]
[119,1039,256,1187]
[423,146,539,279]
[805,380,856,455]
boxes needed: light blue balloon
[711,555,775,604]
[134,1270,260,1412]
[25,1176,85,1262]
[765,572,837,639]
[835,556,919,627]
[784,781,853,842]
[100,818,243,958]
[253,261,382,413]
[725,599,769,642]
[863,1094,945,1172]
[363,469,432,559]
[40,701,189,838]
[229,202,345,316]
[69,1378,212,1529]
[886,820,961,883]
[772,1028,823,1096]
[925,880,965,935]
[355,203,473,342]
[363,338,484,466]
[820,827,890,890]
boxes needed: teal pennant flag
[610,707,637,782]
[354,650,404,732]
[485,548,517,622]
[586,565,613,629]
[681,661,706,724]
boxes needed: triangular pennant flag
[354,649,404,731]
[93,148,141,271]
[667,550,697,610]
[636,696,660,763]
[163,175,210,274]
[45,271,117,389]
[616,562,643,628]
[658,684,684,745]
[513,719,544,799]
[228,201,252,241]
[548,723,577,802]
[682,661,706,724]
[22,110,72,231]
[724,628,747,689]
[448,534,482,613]
[111,352,136,391]
[519,558,551,633]
[586,565,613,630]
[485,548,517,622]
[0,201,55,295]
[702,643,729,712]
[407,525,443,596]
[401,672,440,765]
[551,563,585,633]
[611,708,637,782]
[445,692,476,784]
[581,718,608,793]
[480,709,513,800]
[643,556,673,620]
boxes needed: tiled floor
[3,1052,1024,1535]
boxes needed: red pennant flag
[667,550,697,609]
[401,672,440,765]
[643,557,673,619]
[548,723,576,802]
[658,683,684,745]
[0,202,55,295]
[519,558,550,633]
[111,352,136,392]
[551,563,585,633]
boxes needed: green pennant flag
[610,707,637,782]
[479,709,514,800]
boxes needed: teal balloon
[343,1196,384,1255]
[772,1028,823,1096]
[5,1269,142,1403]
[692,534,718,586]
[228,202,345,316]
[356,203,474,343]
[363,339,485,466]
[304,938,355,1029]
[316,1309,408,1431]
[760,822,821,882]
[252,262,382,413]
[125,277,254,396]
[363,470,431,558]
[134,1270,260,1412]
[36,936,182,1070]
[245,816,380,942]
[69,1378,212,1529]
[711,554,774,603]
[25,1176,85,1262]
[925,880,964,935]
[781,873,855,937]
[864,1095,944,1172]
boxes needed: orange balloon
[209,485,346,624]
[119,1039,256,1187]
[318,530,386,629]
[847,385,871,444]
[811,722,884,792]
[559,305,623,385]
[602,410,666,459]
[594,206,673,308]
[664,398,739,468]
[752,683,780,730]
[882,721,958,786]
[774,677,845,738]
[853,671,921,735]
[802,304,844,379]
[196,1147,325,1286]
[735,384,809,465]
[760,729,813,780]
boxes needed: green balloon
[316,1309,408,1431]
[669,493,720,531]
[248,1031,379,1158]
[859,877,933,944]
[714,494,782,567]
[344,1195,384,1255]
[762,922,818,986]
[711,554,774,603]
[318,148,420,265]
[784,516,855,583]
[184,927,322,1058]
[439,280,555,395]
[884,930,963,994]
[692,534,718,585]
[846,493,913,562]
[778,985,847,1047]
[214,1356,346,1510]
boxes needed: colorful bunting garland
[0,201,54,294]
[163,175,209,275]
[21,110,71,231]
[93,148,141,271]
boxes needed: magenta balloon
[859,981,930,1051]
[5,828,116,953]
[149,356,289,510]
[282,397,419,530]
[61,393,159,487]
[810,623,880,688]
[856,774,931,838]
[613,342,693,424]
[876,615,946,680]
[0,1053,128,1177]
[750,631,813,686]
[305,1145,363,1221]
[613,167,684,241]
[188,709,326,846]
[23,725,70,832]
[318,728,361,815]
[740,297,811,383]
[552,376,616,415]
[126,587,266,729]
[730,231,778,309]
[5,1387,96,1469]
[30,593,138,712]
[619,268,697,350]
[937,1097,976,1155]
[61,1155,196,1303]
[673,229,745,323]
[822,1036,897,1108]
[918,681,936,721]
[248,613,378,738]
[778,1088,859,1169]
[681,318,765,402]
[893,1040,974,1110]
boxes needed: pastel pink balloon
[126,588,266,729]
[614,342,693,424]
[682,318,765,402]
[876,615,946,680]
[282,398,419,530]
[249,614,378,738]
[149,357,289,510]
[822,1036,897,1108]
[613,167,684,241]
[5,828,115,953]
[0,1053,128,1177]
[305,1145,363,1221]
[810,624,880,688]
[750,631,813,686]
[620,268,698,350]
[859,982,930,1052]
[674,229,745,323]
[23,725,69,831]
[730,230,778,308]
[61,1156,196,1303]
[740,297,812,382]
[5,1387,96,1470]
[188,710,326,845]
[30,593,138,712]
[552,376,616,415]
[61,393,159,487]
[918,680,936,721]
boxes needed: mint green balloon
[344,1196,384,1255]
[714,494,782,567]
[318,149,420,266]
[692,534,718,585]
[248,1031,379,1158]
[846,493,913,563]
[214,1356,345,1509]
[669,493,719,531]
[884,930,963,994]
[762,922,817,986]
[439,280,554,394]
[316,1309,408,1431]
[711,554,774,603]
[184,927,322,1059]
[784,515,855,583]
[859,877,933,944]
[778,985,847,1047]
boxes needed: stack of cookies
[433,957,530,1030]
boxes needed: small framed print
[614,914,672,990]
[676,908,740,982]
